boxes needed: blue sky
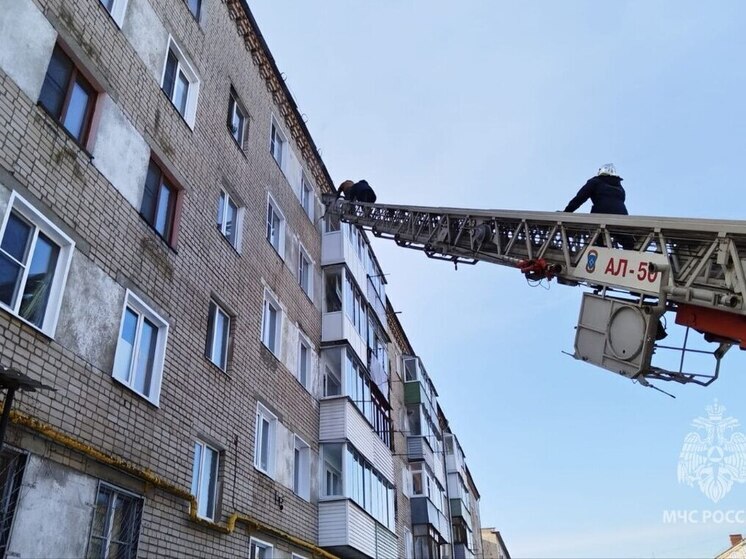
[249,2,746,557]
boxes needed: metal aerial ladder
[322,194,746,391]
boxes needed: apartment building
[0,0,483,557]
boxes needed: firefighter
[563,163,634,251]
[564,163,628,215]
[337,179,377,204]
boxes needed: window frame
[249,537,274,559]
[112,290,169,406]
[260,290,282,356]
[297,244,313,299]
[39,44,98,148]
[269,116,286,169]
[205,300,231,371]
[293,435,310,501]
[184,0,202,21]
[297,335,311,391]
[190,440,220,521]
[99,0,129,27]
[86,482,143,559]
[254,404,277,476]
[140,158,181,246]
[227,89,249,150]
[300,173,314,221]
[216,190,242,251]
[265,194,285,257]
[0,192,75,337]
[160,37,200,128]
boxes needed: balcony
[450,499,473,528]
[322,231,368,294]
[319,500,397,559]
[322,312,367,367]
[366,276,386,326]
[367,350,388,397]
[320,398,394,483]
[410,496,451,543]
[454,543,475,559]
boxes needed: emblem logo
[585,249,598,273]
[677,400,746,503]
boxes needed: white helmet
[597,163,618,177]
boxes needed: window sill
[203,355,229,377]
[299,287,314,306]
[253,464,275,481]
[159,89,195,132]
[290,489,311,504]
[266,240,285,261]
[216,228,241,256]
[228,130,248,157]
[139,215,179,255]
[0,305,54,342]
[260,341,281,363]
[111,375,160,408]
[36,102,94,159]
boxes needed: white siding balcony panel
[318,500,349,548]
[408,436,436,474]
[347,501,377,558]
[319,500,383,558]
[319,399,394,483]
[433,448,446,486]
[321,312,367,366]
[321,233,368,299]
[376,522,399,559]
[321,231,344,265]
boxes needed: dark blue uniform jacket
[564,175,627,214]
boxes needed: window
[321,347,342,397]
[254,404,276,475]
[161,38,199,127]
[227,90,248,149]
[297,338,310,390]
[185,0,202,20]
[265,196,285,256]
[323,365,341,397]
[205,301,230,370]
[404,528,414,559]
[100,0,129,26]
[344,349,391,446]
[293,436,310,501]
[112,291,169,404]
[322,444,342,497]
[323,269,342,313]
[344,445,395,529]
[300,174,313,220]
[190,441,219,520]
[0,451,26,556]
[270,118,285,167]
[261,292,281,355]
[141,160,178,245]
[249,538,273,559]
[298,247,312,298]
[0,192,74,336]
[87,484,142,559]
[343,272,367,339]
[401,468,413,499]
[216,191,241,250]
[39,45,97,145]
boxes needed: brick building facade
[0,1,483,557]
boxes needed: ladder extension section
[323,196,746,318]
